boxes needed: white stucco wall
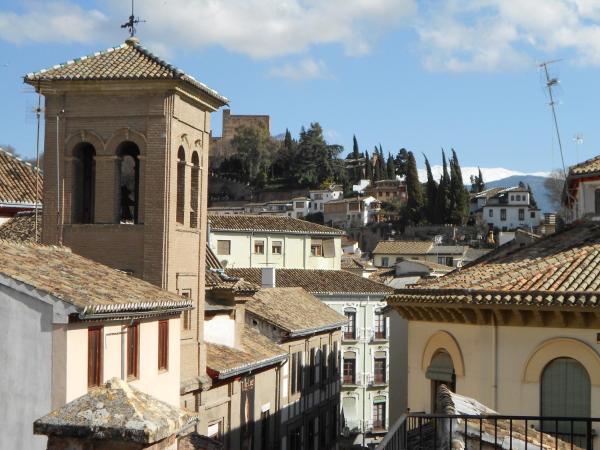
[0,284,54,450]
[482,205,540,230]
[407,321,600,417]
[204,314,236,347]
[574,180,600,219]
[65,317,181,406]
[210,231,341,270]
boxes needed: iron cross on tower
[121,0,145,37]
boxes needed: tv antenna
[539,59,567,178]
[573,133,584,161]
[121,0,145,37]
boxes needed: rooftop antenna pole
[34,83,42,242]
[121,0,145,38]
[573,133,584,162]
[539,60,567,179]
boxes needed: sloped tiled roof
[247,287,347,335]
[24,39,228,104]
[0,148,42,206]
[206,325,287,379]
[426,245,466,255]
[568,154,600,176]
[0,240,190,317]
[227,268,393,295]
[390,221,600,308]
[34,378,196,443]
[209,214,344,235]
[205,246,259,293]
[372,240,433,255]
[0,211,40,242]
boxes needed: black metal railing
[376,413,600,450]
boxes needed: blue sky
[2,0,600,176]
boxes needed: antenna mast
[121,0,145,37]
[539,60,567,178]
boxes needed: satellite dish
[220,259,228,268]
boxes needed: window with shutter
[158,320,169,371]
[127,323,139,379]
[88,327,103,387]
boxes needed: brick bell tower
[25,37,228,408]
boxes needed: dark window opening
[343,358,356,384]
[73,143,96,224]
[374,310,386,339]
[158,320,169,370]
[118,142,140,224]
[190,151,200,228]
[177,146,185,225]
[343,310,356,340]
[373,401,386,430]
[374,358,387,384]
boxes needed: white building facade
[481,187,541,231]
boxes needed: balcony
[376,413,599,450]
[342,372,363,387]
[342,329,360,342]
[371,329,389,342]
[365,419,388,434]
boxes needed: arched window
[426,349,455,412]
[117,142,140,224]
[190,151,199,228]
[176,147,185,224]
[73,142,96,224]
[541,357,591,440]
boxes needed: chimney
[261,267,276,288]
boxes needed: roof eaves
[213,353,288,380]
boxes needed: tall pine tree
[373,146,382,181]
[365,150,372,181]
[423,155,438,224]
[395,148,409,178]
[449,148,470,225]
[405,151,424,224]
[436,149,451,223]
[386,153,395,179]
[352,135,361,181]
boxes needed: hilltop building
[471,186,541,231]
[0,148,42,224]
[209,109,271,168]
[364,179,407,204]
[323,196,382,229]
[372,240,468,268]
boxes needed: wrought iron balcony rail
[376,413,600,450]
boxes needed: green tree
[365,150,372,181]
[405,151,424,224]
[436,149,451,223]
[293,123,343,188]
[230,124,278,185]
[527,183,538,209]
[423,155,438,224]
[373,146,381,181]
[395,148,409,178]
[470,167,485,193]
[449,148,470,224]
[352,135,361,181]
[386,153,395,179]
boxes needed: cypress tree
[373,146,381,181]
[386,153,395,179]
[405,151,424,224]
[528,184,538,208]
[395,148,409,178]
[365,150,372,181]
[423,155,438,224]
[449,148,470,225]
[436,149,451,223]
[477,167,485,192]
[352,135,361,181]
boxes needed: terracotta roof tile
[0,240,190,316]
[568,154,600,176]
[0,211,40,242]
[34,378,196,443]
[208,214,344,235]
[389,221,600,308]
[247,287,347,335]
[24,40,228,104]
[205,246,259,293]
[372,240,433,255]
[226,268,393,295]
[206,325,286,379]
[0,148,42,206]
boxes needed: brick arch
[65,130,105,156]
[522,337,600,386]
[421,330,465,377]
[105,128,146,156]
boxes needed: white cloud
[268,58,331,80]
[417,0,600,71]
[0,0,417,56]
[0,2,108,44]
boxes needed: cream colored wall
[65,317,181,407]
[407,320,600,417]
[374,253,426,267]
[210,231,341,270]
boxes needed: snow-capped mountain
[417,166,550,184]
